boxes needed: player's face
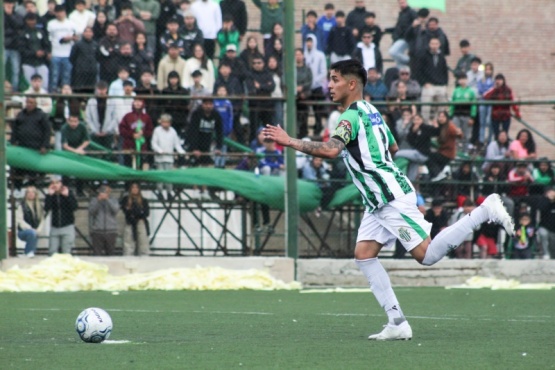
[328,70,350,104]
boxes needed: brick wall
[242,0,555,157]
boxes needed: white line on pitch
[318,313,549,323]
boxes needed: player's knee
[410,239,431,265]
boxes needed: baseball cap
[226,44,237,52]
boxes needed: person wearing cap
[19,12,51,92]
[47,4,78,92]
[387,66,421,100]
[45,177,78,255]
[114,2,146,45]
[180,10,205,60]
[69,0,96,36]
[157,42,186,90]
[130,0,160,54]
[4,0,23,92]
[191,0,223,59]
[217,15,240,59]
[160,15,185,57]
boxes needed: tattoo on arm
[288,138,345,158]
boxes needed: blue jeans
[388,39,409,67]
[479,105,492,143]
[491,118,510,140]
[273,101,284,127]
[214,144,228,168]
[4,49,21,91]
[50,56,72,92]
[18,229,38,254]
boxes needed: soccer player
[262,59,514,341]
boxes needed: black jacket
[392,6,417,41]
[11,108,51,150]
[415,50,449,86]
[187,108,223,152]
[70,38,98,73]
[346,7,367,36]
[220,0,248,36]
[96,36,121,83]
[220,55,249,83]
[5,11,23,50]
[213,75,244,110]
[179,25,204,60]
[19,26,51,66]
[161,85,190,132]
[326,26,356,56]
[45,192,78,228]
[407,123,439,156]
[413,28,450,57]
[245,69,275,97]
[352,45,383,74]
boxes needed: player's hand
[262,124,290,147]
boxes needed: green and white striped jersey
[332,100,414,212]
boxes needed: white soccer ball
[75,307,113,343]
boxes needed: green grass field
[1,288,553,370]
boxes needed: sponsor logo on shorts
[398,227,411,242]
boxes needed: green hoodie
[131,0,160,35]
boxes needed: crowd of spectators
[5,0,554,259]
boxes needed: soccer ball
[75,307,113,343]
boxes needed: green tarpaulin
[408,0,446,12]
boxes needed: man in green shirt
[61,113,90,196]
[263,59,514,341]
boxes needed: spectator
[220,0,247,39]
[266,55,284,129]
[537,187,555,259]
[454,39,476,77]
[213,85,234,168]
[388,0,417,68]
[266,38,284,69]
[160,15,185,57]
[239,36,264,70]
[482,130,511,175]
[386,81,417,120]
[69,26,98,91]
[151,113,186,196]
[219,43,248,83]
[449,199,476,259]
[115,2,146,45]
[453,162,479,207]
[303,34,328,135]
[302,156,333,210]
[187,98,223,199]
[89,183,119,255]
[264,22,284,58]
[361,12,382,48]
[19,12,50,92]
[120,182,150,256]
[508,162,534,200]
[190,0,222,59]
[513,212,535,259]
[135,69,160,118]
[259,138,284,176]
[217,15,240,59]
[388,66,421,100]
[326,11,356,64]
[131,0,160,54]
[24,74,52,115]
[404,7,428,77]
[176,0,192,21]
[466,56,483,93]
[476,62,494,144]
[364,67,388,101]
[252,0,283,50]
[133,32,155,77]
[214,61,244,143]
[245,55,275,142]
[346,0,367,40]
[61,113,90,195]
[509,129,537,161]
[316,3,336,53]
[41,0,57,26]
[449,73,477,153]
[181,43,215,92]
[50,84,81,150]
[532,159,555,194]
[187,70,212,121]
[4,0,23,91]
[427,110,463,181]
[97,23,121,83]
[156,0,177,41]
[161,70,190,140]
[157,43,186,90]
[301,10,322,50]
[45,176,78,255]
[416,37,449,122]
[109,66,136,96]
[394,114,437,181]
[86,80,117,151]
[394,109,413,149]
[424,198,449,239]
[15,186,45,258]
[48,5,79,92]
[352,29,383,74]
[482,73,521,139]
[69,0,96,36]
[111,80,136,140]
[119,98,154,169]
[114,42,141,82]
[93,0,116,22]
[92,11,109,41]
[180,11,204,60]
[415,17,450,57]
[295,49,313,139]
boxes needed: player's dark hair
[330,59,367,86]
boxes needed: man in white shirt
[47,5,78,92]
[190,0,222,59]
[352,29,383,74]
[68,0,95,36]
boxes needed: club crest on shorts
[398,227,411,242]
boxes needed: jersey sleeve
[332,110,359,145]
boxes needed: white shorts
[356,193,432,252]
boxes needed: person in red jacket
[119,98,154,169]
[482,74,521,140]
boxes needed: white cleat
[481,194,515,236]
[368,320,412,341]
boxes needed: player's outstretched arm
[262,124,344,159]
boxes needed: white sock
[423,206,488,266]
[355,258,405,325]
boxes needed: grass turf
[0,288,553,370]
